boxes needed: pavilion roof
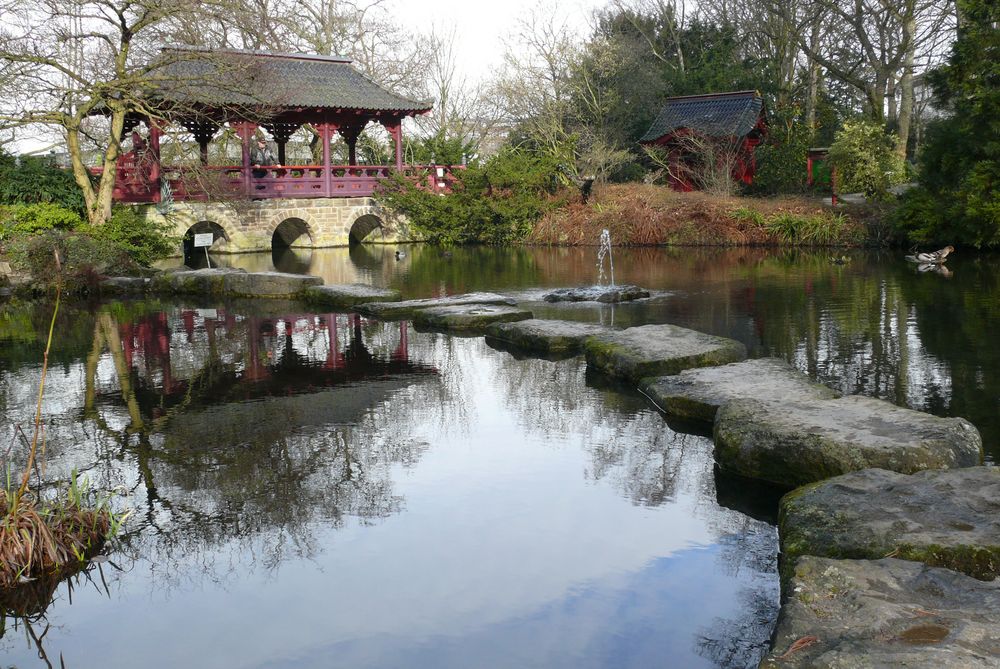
[155,47,432,116]
[639,91,764,143]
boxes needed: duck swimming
[905,245,954,264]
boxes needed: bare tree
[0,0,260,225]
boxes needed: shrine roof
[155,47,432,115]
[639,91,764,142]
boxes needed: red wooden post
[383,120,403,171]
[831,166,838,206]
[233,121,257,197]
[807,155,814,186]
[319,122,335,197]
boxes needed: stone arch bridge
[144,196,412,255]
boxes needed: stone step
[543,284,650,303]
[714,396,983,488]
[413,304,533,333]
[303,284,401,309]
[357,292,517,320]
[640,358,839,422]
[149,268,322,298]
[583,323,747,382]
[761,557,1000,669]
[780,467,1000,582]
[485,319,615,357]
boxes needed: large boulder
[413,304,532,333]
[640,358,839,422]
[780,467,1000,582]
[760,557,1000,669]
[714,396,983,488]
[304,284,401,309]
[99,276,149,295]
[485,319,615,356]
[358,292,516,320]
[584,324,747,382]
[149,268,322,298]
[544,285,650,303]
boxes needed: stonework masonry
[141,197,413,254]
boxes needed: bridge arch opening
[272,217,313,249]
[349,214,384,245]
[183,221,229,267]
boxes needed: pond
[0,245,996,668]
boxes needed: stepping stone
[714,396,983,488]
[485,319,614,356]
[760,557,1000,669]
[640,358,839,422]
[583,324,746,382]
[100,276,149,295]
[357,292,516,320]
[414,304,533,332]
[544,285,650,303]
[780,467,1000,582]
[150,268,322,298]
[304,284,401,309]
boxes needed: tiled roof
[156,47,432,114]
[639,91,764,142]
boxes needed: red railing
[90,162,461,203]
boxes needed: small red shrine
[103,48,446,203]
[639,90,767,191]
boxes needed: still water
[0,245,997,668]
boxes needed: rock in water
[544,285,650,303]
[780,467,1000,581]
[760,557,1000,669]
[584,324,746,382]
[714,396,983,488]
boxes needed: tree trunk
[896,16,917,159]
[805,21,822,132]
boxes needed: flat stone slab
[544,284,650,303]
[357,292,517,320]
[780,467,1000,581]
[760,557,1000,668]
[485,319,615,356]
[150,268,322,298]
[714,396,983,488]
[304,284,401,309]
[583,324,747,382]
[413,304,533,332]
[640,358,839,422]
[100,276,150,295]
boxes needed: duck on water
[905,246,954,264]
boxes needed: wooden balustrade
[91,163,462,203]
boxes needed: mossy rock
[413,304,533,333]
[779,467,1000,584]
[640,358,838,422]
[485,319,614,357]
[713,396,983,488]
[303,284,401,309]
[358,292,516,320]
[761,557,1000,668]
[583,324,746,382]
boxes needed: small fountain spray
[597,229,615,287]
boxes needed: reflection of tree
[3,305,443,596]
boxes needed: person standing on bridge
[251,136,279,178]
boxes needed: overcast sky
[390,0,606,81]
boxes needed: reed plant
[0,250,125,589]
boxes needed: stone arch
[271,217,314,248]
[348,212,385,245]
[182,220,230,265]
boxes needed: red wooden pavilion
[106,48,449,203]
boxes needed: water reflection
[169,245,999,456]
[0,301,777,668]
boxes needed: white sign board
[193,233,214,248]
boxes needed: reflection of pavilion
[87,307,433,435]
